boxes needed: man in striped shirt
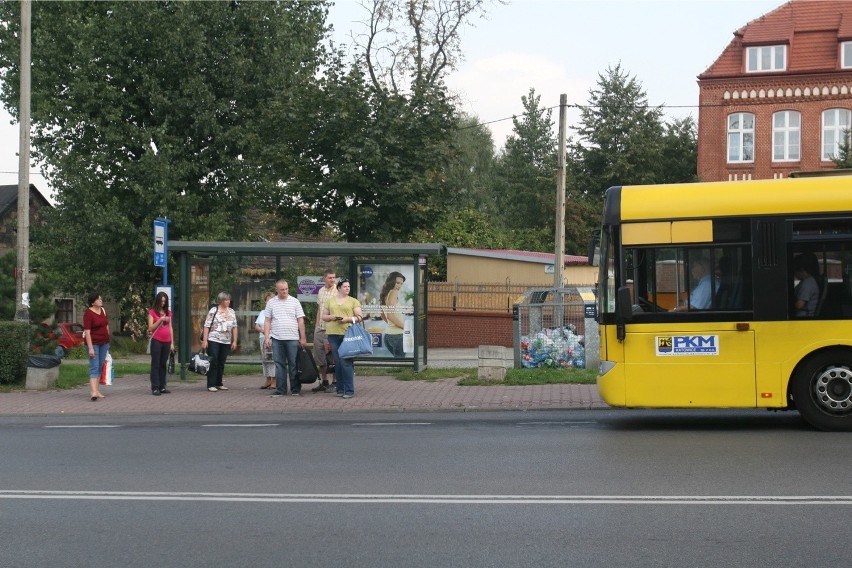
[263,280,308,396]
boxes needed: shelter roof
[169,241,446,257]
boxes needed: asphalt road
[1,409,850,568]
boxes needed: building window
[55,299,74,323]
[822,108,852,161]
[746,45,786,72]
[842,42,852,68]
[773,111,800,162]
[728,112,755,163]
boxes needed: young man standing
[264,280,308,396]
[311,269,337,393]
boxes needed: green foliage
[833,129,852,168]
[569,63,666,199]
[0,321,29,384]
[658,117,699,184]
[272,64,458,242]
[494,88,558,233]
[0,251,62,323]
[457,367,597,385]
[30,322,60,355]
[0,1,332,301]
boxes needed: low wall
[427,310,513,348]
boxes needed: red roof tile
[700,0,852,78]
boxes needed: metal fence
[428,282,541,312]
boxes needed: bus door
[621,325,756,407]
[618,239,757,408]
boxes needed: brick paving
[0,349,606,417]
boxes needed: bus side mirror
[616,286,633,341]
[588,233,600,267]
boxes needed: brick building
[697,0,852,181]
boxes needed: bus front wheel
[791,349,852,432]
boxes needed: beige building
[446,248,597,286]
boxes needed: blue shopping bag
[338,324,373,359]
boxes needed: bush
[0,321,29,384]
[30,322,60,354]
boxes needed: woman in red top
[147,291,175,396]
[83,292,110,401]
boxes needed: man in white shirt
[263,280,308,396]
[311,269,337,393]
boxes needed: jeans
[328,334,354,396]
[272,338,300,393]
[149,339,170,391]
[206,341,231,388]
[88,343,110,379]
[384,333,404,358]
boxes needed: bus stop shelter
[168,241,446,379]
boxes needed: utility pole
[554,93,567,289]
[14,0,32,322]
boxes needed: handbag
[295,346,319,384]
[167,351,176,375]
[188,350,211,375]
[99,353,114,385]
[338,323,373,359]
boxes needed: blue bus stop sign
[153,219,168,267]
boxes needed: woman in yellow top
[321,278,364,398]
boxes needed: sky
[0,0,783,193]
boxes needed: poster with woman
[357,263,415,358]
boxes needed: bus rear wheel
[791,349,852,432]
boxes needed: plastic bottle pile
[520,325,585,369]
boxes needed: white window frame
[772,110,800,162]
[727,112,755,163]
[842,42,852,69]
[746,45,786,72]
[821,108,852,161]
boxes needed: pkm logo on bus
[655,335,720,356]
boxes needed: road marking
[1,491,852,505]
[352,423,433,426]
[200,424,279,428]
[43,425,122,429]
[515,421,597,426]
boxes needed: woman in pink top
[147,291,175,395]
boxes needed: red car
[55,322,85,357]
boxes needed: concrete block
[478,366,506,381]
[26,365,59,390]
[478,345,508,360]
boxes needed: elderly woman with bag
[201,291,238,392]
[320,278,364,399]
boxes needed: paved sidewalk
[0,348,606,417]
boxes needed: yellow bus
[593,176,852,431]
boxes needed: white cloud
[448,52,592,150]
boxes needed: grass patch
[55,361,262,389]
[357,365,596,385]
[458,367,598,386]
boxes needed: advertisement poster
[296,276,324,302]
[190,262,210,351]
[357,263,415,358]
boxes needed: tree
[833,129,852,168]
[0,251,55,323]
[657,116,698,184]
[443,114,498,215]
[569,63,665,199]
[266,0,496,243]
[355,0,491,96]
[0,1,331,301]
[494,88,557,239]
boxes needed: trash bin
[26,354,61,390]
[513,287,587,369]
[28,354,62,369]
